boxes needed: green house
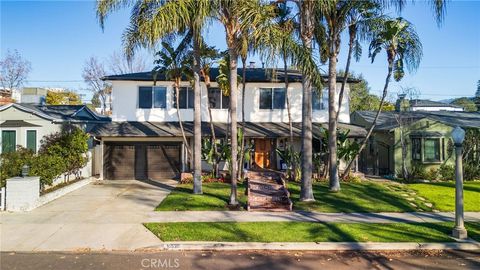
[351,110,480,177]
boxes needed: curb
[145,241,480,251]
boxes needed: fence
[0,187,5,211]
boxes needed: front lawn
[408,181,480,211]
[145,221,480,242]
[155,182,247,211]
[288,181,434,213]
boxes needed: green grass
[155,182,247,211]
[145,222,480,242]
[408,181,480,211]
[288,181,432,213]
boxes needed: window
[424,138,441,162]
[411,138,421,161]
[173,87,194,109]
[259,88,285,109]
[138,86,167,109]
[208,88,229,109]
[1,130,16,153]
[312,88,328,110]
[26,130,37,153]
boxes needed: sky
[1,0,479,102]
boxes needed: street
[1,250,479,270]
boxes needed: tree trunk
[192,39,202,194]
[328,51,340,192]
[238,56,247,180]
[205,75,219,178]
[228,48,239,206]
[283,47,294,180]
[335,26,355,124]
[341,58,394,178]
[299,5,314,201]
[175,83,192,163]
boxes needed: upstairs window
[173,87,194,109]
[138,86,167,109]
[259,88,285,109]
[312,88,328,110]
[209,88,229,109]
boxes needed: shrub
[30,154,65,187]
[0,146,34,187]
[439,164,455,181]
[425,168,439,181]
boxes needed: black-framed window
[138,86,167,109]
[259,88,285,109]
[411,138,421,161]
[209,88,229,109]
[424,138,441,162]
[173,87,194,109]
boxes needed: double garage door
[104,142,181,180]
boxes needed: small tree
[82,56,111,114]
[452,97,477,112]
[0,50,32,92]
[46,90,82,105]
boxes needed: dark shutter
[1,130,16,153]
[187,88,194,109]
[139,87,153,108]
[26,130,37,152]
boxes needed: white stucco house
[90,68,366,180]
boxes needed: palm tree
[96,0,212,194]
[153,41,192,163]
[343,17,422,176]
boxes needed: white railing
[0,187,5,211]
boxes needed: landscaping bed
[155,182,247,211]
[145,221,480,242]
[407,181,480,211]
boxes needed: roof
[354,110,480,131]
[410,99,462,108]
[90,121,367,138]
[102,68,361,84]
[0,120,41,128]
[0,103,111,122]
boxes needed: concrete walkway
[1,179,176,252]
[147,211,480,223]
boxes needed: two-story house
[90,68,366,180]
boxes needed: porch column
[99,139,104,180]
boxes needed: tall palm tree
[345,17,423,174]
[96,0,212,194]
[153,41,192,163]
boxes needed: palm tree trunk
[328,51,340,192]
[238,56,247,180]
[283,47,294,180]
[175,83,192,163]
[341,59,394,178]
[335,26,355,124]
[228,48,239,206]
[192,39,202,194]
[299,5,314,202]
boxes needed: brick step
[248,205,291,212]
[249,189,286,197]
[249,194,289,204]
[249,182,284,191]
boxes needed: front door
[254,139,272,169]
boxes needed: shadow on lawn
[418,181,480,193]
[290,182,421,213]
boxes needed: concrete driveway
[0,179,177,252]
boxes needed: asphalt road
[1,250,479,270]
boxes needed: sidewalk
[145,211,480,224]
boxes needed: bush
[30,154,65,187]
[0,147,34,187]
[439,164,455,181]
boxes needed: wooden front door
[254,139,272,169]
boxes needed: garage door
[104,142,181,180]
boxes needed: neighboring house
[90,68,366,180]
[408,99,464,112]
[0,103,110,155]
[0,88,21,105]
[351,109,480,177]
